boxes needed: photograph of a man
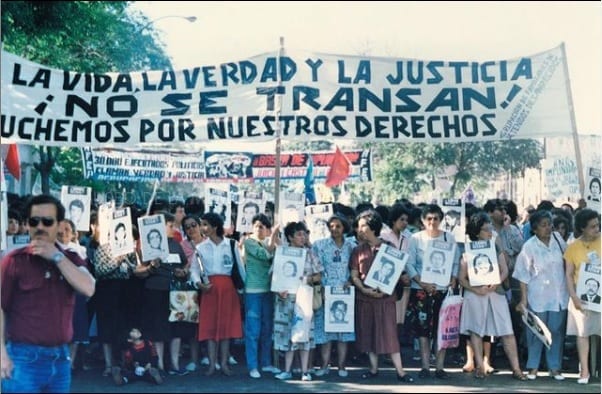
[443,209,461,233]
[113,222,128,249]
[371,258,395,285]
[329,300,349,324]
[581,277,601,304]
[427,250,447,275]
[68,199,85,228]
[147,228,164,251]
[241,201,260,226]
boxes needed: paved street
[71,342,600,393]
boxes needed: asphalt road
[70,342,601,393]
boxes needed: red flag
[325,146,351,187]
[5,144,20,180]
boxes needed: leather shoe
[397,373,415,383]
[418,368,430,379]
[361,371,379,379]
[435,369,450,379]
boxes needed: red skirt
[198,275,242,341]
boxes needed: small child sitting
[111,328,163,386]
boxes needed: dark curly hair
[466,211,491,241]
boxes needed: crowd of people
[1,191,600,392]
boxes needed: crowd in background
[2,191,600,388]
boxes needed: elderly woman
[513,210,569,381]
[350,210,414,383]
[458,212,527,380]
[273,221,323,382]
[311,214,357,378]
[564,208,601,385]
[405,204,460,380]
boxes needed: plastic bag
[291,283,313,343]
[437,287,463,351]
[169,278,199,323]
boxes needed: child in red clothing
[111,328,163,386]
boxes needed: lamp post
[138,15,197,33]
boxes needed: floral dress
[311,237,357,344]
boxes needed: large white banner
[1,45,573,147]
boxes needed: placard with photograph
[464,239,501,286]
[5,234,30,253]
[205,187,231,228]
[279,191,305,226]
[138,214,169,262]
[61,185,92,232]
[324,286,355,333]
[576,260,601,312]
[439,198,465,242]
[584,167,601,213]
[97,201,114,246]
[236,191,265,234]
[110,207,135,257]
[304,203,333,244]
[271,245,306,294]
[364,244,409,295]
[421,240,456,287]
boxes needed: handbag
[312,284,324,310]
[436,286,463,351]
[169,277,199,323]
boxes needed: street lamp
[138,15,197,33]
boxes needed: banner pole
[273,37,285,224]
[560,42,585,195]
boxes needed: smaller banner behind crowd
[81,147,372,184]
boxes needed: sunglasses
[184,222,198,230]
[28,216,56,227]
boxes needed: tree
[1,1,172,194]
[370,139,543,202]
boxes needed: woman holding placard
[564,208,601,385]
[311,215,357,378]
[349,210,414,383]
[272,222,323,382]
[458,211,527,380]
[513,210,569,381]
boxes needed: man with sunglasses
[1,194,96,393]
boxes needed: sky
[131,0,601,152]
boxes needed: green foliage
[1,1,172,72]
[1,1,173,193]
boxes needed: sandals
[512,370,528,381]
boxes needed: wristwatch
[50,251,65,265]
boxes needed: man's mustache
[34,230,47,237]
